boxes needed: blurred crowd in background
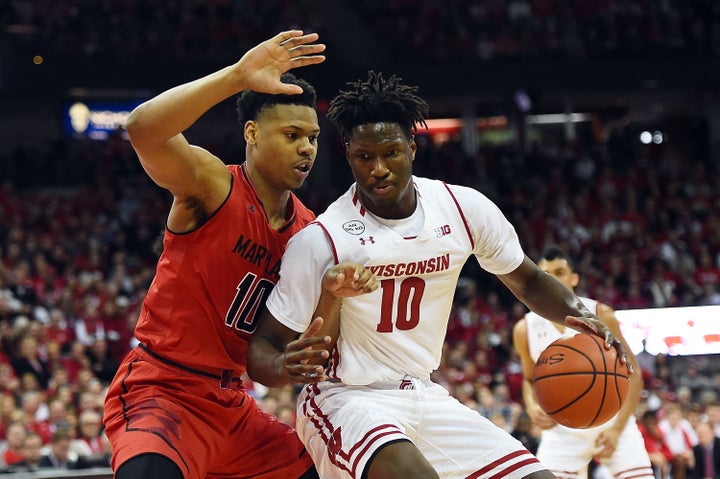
[3,0,719,63]
[1,0,720,477]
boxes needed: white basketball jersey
[313,177,523,384]
[525,296,599,363]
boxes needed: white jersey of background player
[247,71,628,479]
[514,247,654,479]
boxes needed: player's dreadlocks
[327,71,429,141]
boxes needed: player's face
[537,258,579,291]
[245,104,320,191]
[345,122,416,219]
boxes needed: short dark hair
[236,73,317,124]
[327,70,429,141]
[539,245,574,270]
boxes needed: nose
[299,137,316,157]
[370,157,389,177]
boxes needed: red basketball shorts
[103,346,314,479]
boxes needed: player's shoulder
[513,316,528,334]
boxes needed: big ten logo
[434,224,451,238]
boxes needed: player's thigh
[365,439,438,479]
[417,386,545,478]
[536,426,595,475]
[420,385,541,477]
[297,386,416,478]
[601,423,654,477]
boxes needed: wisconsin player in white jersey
[513,246,654,479]
[247,71,629,479]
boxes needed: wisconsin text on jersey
[231,234,281,280]
[367,253,450,278]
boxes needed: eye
[309,135,318,143]
[286,132,298,140]
[386,149,399,157]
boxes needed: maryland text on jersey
[231,234,282,281]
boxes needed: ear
[409,135,417,161]
[244,121,257,145]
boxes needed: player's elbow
[123,104,146,140]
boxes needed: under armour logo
[359,236,375,245]
[248,205,256,213]
[399,379,414,390]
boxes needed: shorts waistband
[366,375,433,390]
[137,343,243,390]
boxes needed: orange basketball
[532,333,630,429]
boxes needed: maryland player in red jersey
[102,31,347,479]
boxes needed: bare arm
[592,302,642,459]
[124,31,326,230]
[498,256,629,363]
[512,319,556,429]
[247,263,377,387]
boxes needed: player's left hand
[236,30,326,95]
[280,317,330,383]
[565,316,632,373]
[593,427,621,460]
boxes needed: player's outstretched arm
[512,319,557,429]
[126,31,326,199]
[498,256,629,366]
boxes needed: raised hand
[235,30,326,95]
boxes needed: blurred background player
[513,245,654,479]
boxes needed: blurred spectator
[659,403,698,479]
[0,421,27,466]
[72,409,110,467]
[639,409,674,479]
[39,428,78,470]
[691,422,720,479]
[706,404,720,437]
[19,390,51,444]
[9,431,43,472]
[12,335,52,390]
[60,340,91,384]
[85,338,119,383]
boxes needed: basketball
[532,333,630,429]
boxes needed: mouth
[293,161,313,177]
[370,182,393,194]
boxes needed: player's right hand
[565,315,632,372]
[235,30,326,95]
[322,262,378,298]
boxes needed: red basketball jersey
[133,163,315,374]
